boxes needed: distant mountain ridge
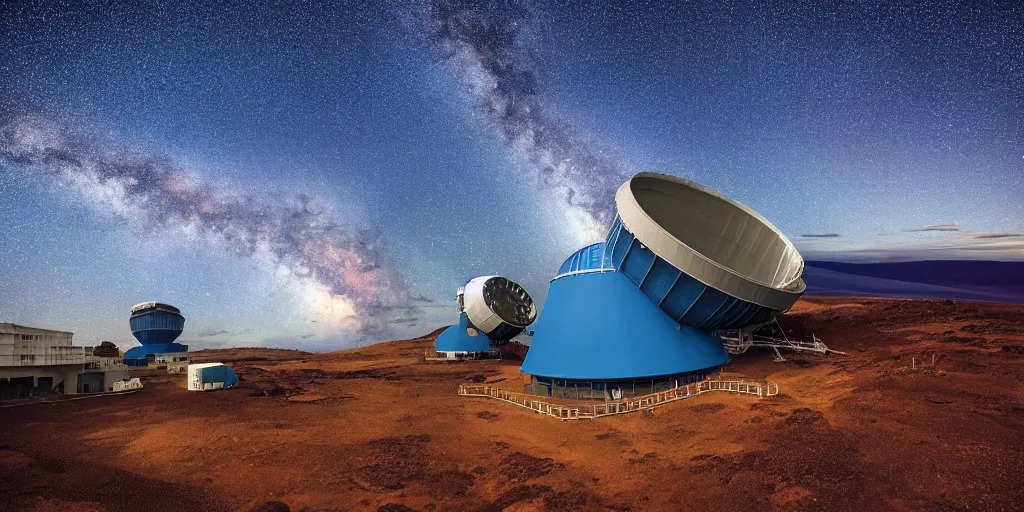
[802,260,1024,304]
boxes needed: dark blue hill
[803,260,1024,304]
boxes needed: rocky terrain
[2,297,1023,511]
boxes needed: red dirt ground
[2,297,1023,511]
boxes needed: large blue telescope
[123,302,188,367]
[522,172,806,399]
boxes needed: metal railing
[424,349,501,361]
[458,379,778,420]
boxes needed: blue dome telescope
[123,302,188,367]
[522,172,806,399]
[433,276,537,357]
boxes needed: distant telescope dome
[129,302,185,345]
[125,301,187,367]
[463,276,537,342]
[604,172,805,330]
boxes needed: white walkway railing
[458,379,778,420]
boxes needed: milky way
[0,111,408,336]
[1,1,1021,347]
[422,0,629,236]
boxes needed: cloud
[800,229,1024,262]
[0,110,411,339]
[904,223,960,232]
[196,329,231,338]
[389,317,422,324]
[175,339,234,350]
[800,233,841,238]
[421,0,628,238]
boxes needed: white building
[0,323,129,400]
[153,352,190,367]
[187,363,238,391]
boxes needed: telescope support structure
[718,319,844,361]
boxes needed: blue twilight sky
[0,0,1021,349]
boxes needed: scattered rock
[377,505,417,512]
[243,382,302,398]
[430,470,474,497]
[690,454,724,462]
[490,484,553,510]
[785,408,825,425]
[689,402,726,413]
[358,434,432,490]
[689,453,727,474]
[299,368,327,379]
[938,334,984,345]
[500,452,555,482]
[544,487,590,510]
[594,431,630,446]
[628,452,657,465]
[249,502,290,512]
[749,403,788,416]
[964,323,1022,335]
[283,368,398,381]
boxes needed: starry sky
[1,0,1021,350]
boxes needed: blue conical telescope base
[522,270,729,381]
[435,313,492,353]
[124,342,188,367]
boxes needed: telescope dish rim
[615,172,806,311]
[130,302,182,315]
[463,275,537,336]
